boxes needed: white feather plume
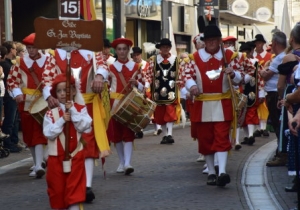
[143,42,157,54]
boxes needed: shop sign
[231,0,249,16]
[125,0,161,19]
[34,17,103,51]
[60,0,80,20]
[199,0,218,7]
[256,7,272,22]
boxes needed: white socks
[35,144,44,169]
[115,142,125,166]
[166,122,173,136]
[85,158,94,187]
[260,120,267,130]
[29,147,36,166]
[124,142,133,167]
[156,124,162,131]
[248,124,255,137]
[68,204,80,210]
[216,151,228,175]
[205,154,216,175]
[236,128,240,144]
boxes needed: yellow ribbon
[101,84,111,128]
[194,90,237,142]
[21,88,41,96]
[82,93,111,158]
[175,90,181,124]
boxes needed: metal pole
[161,0,171,39]
[4,0,12,40]
[102,0,106,38]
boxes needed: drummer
[108,37,145,175]
[6,33,52,178]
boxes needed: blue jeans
[2,96,19,148]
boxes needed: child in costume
[43,74,92,210]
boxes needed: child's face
[56,82,76,104]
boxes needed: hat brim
[111,38,133,49]
[155,43,172,49]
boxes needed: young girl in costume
[43,74,92,210]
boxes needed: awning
[219,10,274,26]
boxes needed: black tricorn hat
[131,46,142,54]
[155,38,172,49]
[103,39,111,47]
[254,34,266,43]
[201,25,222,40]
[239,42,252,52]
[246,41,256,49]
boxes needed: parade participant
[237,42,265,146]
[108,37,144,175]
[7,33,50,178]
[43,74,92,210]
[180,25,242,187]
[131,46,149,139]
[144,38,180,144]
[260,32,287,167]
[42,45,110,202]
[252,34,272,137]
[103,39,116,66]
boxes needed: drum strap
[29,67,42,91]
[118,71,129,92]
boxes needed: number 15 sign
[60,0,80,20]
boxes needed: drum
[236,92,247,112]
[28,96,49,125]
[112,88,157,133]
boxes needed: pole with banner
[34,0,103,172]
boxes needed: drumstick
[30,82,43,98]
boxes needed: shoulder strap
[29,67,42,90]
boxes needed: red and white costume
[108,59,144,143]
[180,48,242,155]
[43,103,92,209]
[7,52,51,147]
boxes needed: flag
[168,17,177,56]
[80,0,97,20]
[281,0,291,36]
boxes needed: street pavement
[0,124,298,210]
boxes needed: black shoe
[207,174,217,185]
[241,137,249,145]
[85,187,95,203]
[216,173,231,187]
[166,135,174,144]
[157,129,162,135]
[135,131,144,139]
[262,130,269,137]
[235,144,242,150]
[285,185,298,192]
[253,130,262,137]
[248,136,255,146]
[160,136,168,144]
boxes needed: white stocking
[29,147,36,166]
[243,127,249,137]
[214,153,219,166]
[35,144,44,169]
[156,124,162,131]
[216,151,228,175]
[124,142,133,167]
[85,158,94,187]
[260,120,267,130]
[205,154,215,175]
[115,142,125,166]
[68,204,80,210]
[248,124,255,137]
[236,128,240,144]
[166,122,173,136]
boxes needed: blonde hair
[15,42,26,56]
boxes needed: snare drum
[112,88,157,133]
[28,96,49,125]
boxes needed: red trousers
[46,151,86,209]
[195,121,232,155]
[108,118,135,143]
[154,104,177,125]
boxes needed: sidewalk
[0,126,298,210]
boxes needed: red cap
[22,33,36,46]
[222,36,237,42]
[50,74,75,98]
[111,38,133,49]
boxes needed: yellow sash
[194,90,237,142]
[82,93,111,158]
[175,90,181,124]
[21,88,41,96]
[110,92,124,100]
